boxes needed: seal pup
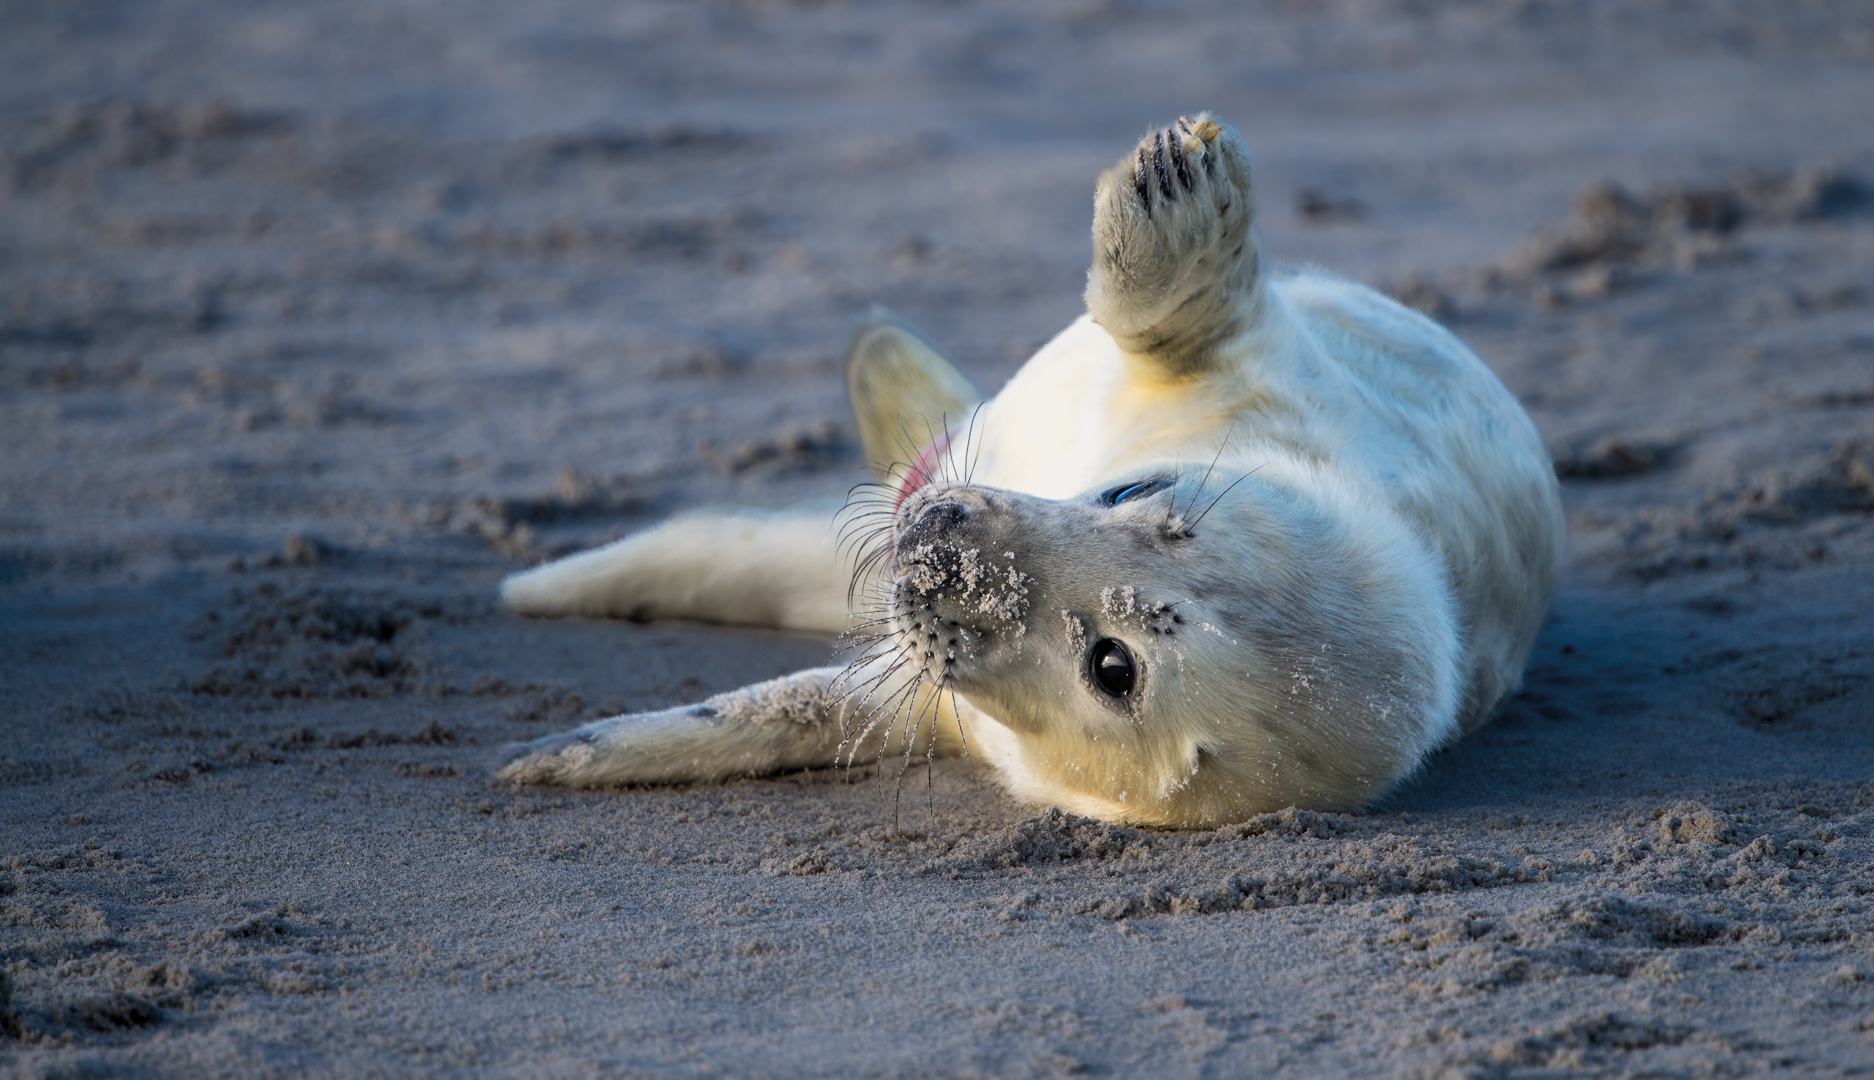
[493,114,1563,828]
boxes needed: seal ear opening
[843,307,983,482]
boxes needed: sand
[4,1,1874,1075]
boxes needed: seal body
[495,114,1563,828]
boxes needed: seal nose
[898,499,969,550]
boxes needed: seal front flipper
[499,508,851,633]
[492,663,966,788]
[843,308,982,482]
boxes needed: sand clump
[1503,167,1870,285]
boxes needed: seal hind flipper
[1085,114,1262,380]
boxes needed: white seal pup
[493,114,1563,828]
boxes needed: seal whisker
[847,539,898,608]
[962,401,988,487]
[844,509,900,599]
[891,673,943,829]
[1188,461,1267,531]
[878,669,927,780]
[842,521,895,550]
[916,411,946,490]
[832,645,910,705]
[843,671,923,775]
[835,615,899,634]
[933,411,952,487]
[836,525,894,563]
[828,639,893,671]
[837,506,899,522]
[845,596,894,621]
[831,668,907,732]
[835,674,915,772]
[1180,421,1238,522]
[837,653,917,723]
[837,520,895,559]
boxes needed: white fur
[501,509,851,634]
[492,114,1563,827]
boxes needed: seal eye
[1089,638,1136,697]
[1102,478,1170,506]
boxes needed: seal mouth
[893,431,953,512]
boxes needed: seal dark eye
[1102,478,1170,506]
[1089,638,1136,697]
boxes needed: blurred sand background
[4,1,1874,1075]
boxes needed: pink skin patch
[895,431,954,512]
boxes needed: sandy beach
[4,1,1874,1075]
